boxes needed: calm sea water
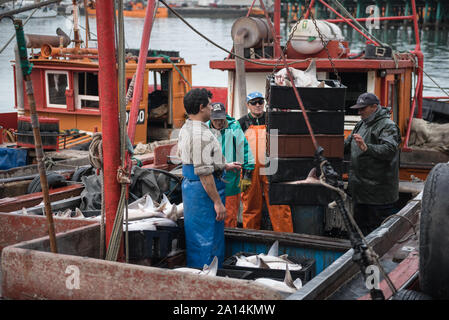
[0,14,448,113]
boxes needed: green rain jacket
[344,106,401,205]
[208,115,255,196]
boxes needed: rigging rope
[89,132,106,259]
[158,0,311,68]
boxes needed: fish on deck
[173,256,218,276]
[235,240,303,271]
[254,264,303,294]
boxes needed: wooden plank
[358,251,419,300]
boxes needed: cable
[158,0,311,68]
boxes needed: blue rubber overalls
[181,164,226,268]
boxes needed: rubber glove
[239,170,252,193]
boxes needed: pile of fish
[274,59,328,88]
[170,241,303,294]
[123,193,184,231]
[235,240,303,271]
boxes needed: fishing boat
[1,0,448,302]
[86,0,169,18]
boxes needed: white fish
[174,256,218,277]
[236,255,270,269]
[234,241,302,271]
[72,208,85,219]
[254,265,303,294]
[274,59,327,88]
[128,194,183,221]
[124,217,177,231]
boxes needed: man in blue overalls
[177,88,241,268]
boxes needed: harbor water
[0,14,448,113]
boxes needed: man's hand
[353,134,368,152]
[225,162,242,172]
[214,201,226,221]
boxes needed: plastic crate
[267,110,344,135]
[222,253,315,285]
[126,223,185,260]
[268,182,337,206]
[267,77,346,110]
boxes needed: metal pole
[127,0,157,144]
[95,0,122,251]
[411,0,423,118]
[14,19,58,253]
[274,0,281,58]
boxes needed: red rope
[258,0,320,151]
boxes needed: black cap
[210,102,226,120]
[350,92,380,109]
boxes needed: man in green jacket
[344,93,402,235]
[208,102,255,228]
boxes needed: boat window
[45,70,69,108]
[75,72,99,109]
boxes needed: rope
[0,7,38,54]
[158,0,311,68]
[330,0,390,49]
[157,54,192,89]
[88,132,105,258]
[318,160,398,296]
[418,66,449,97]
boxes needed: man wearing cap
[177,88,241,268]
[207,102,255,228]
[345,92,401,235]
[237,92,293,232]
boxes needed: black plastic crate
[222,252,315,284]
[268,182,337,206]
[267,77,346,110]
[126,224,185,260]
[267,157,343,183]
[267,110,344,135]
[216,268,254,279]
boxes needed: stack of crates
[266,77,346,205]
[16,116,60,151]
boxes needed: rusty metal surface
[0,184,83,212]
[269,134,344,158]
[0,212,96,253]
[1,224,284,300]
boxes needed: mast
[95,1,122,253]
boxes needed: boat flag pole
[12,19,58,254]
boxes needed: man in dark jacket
[344,92,401,235]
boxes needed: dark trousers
[353,203,396,236]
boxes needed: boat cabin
[13,48,192,143]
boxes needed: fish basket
[222,252,316,284]
[125,223,185,261]
[266,76,346,110]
